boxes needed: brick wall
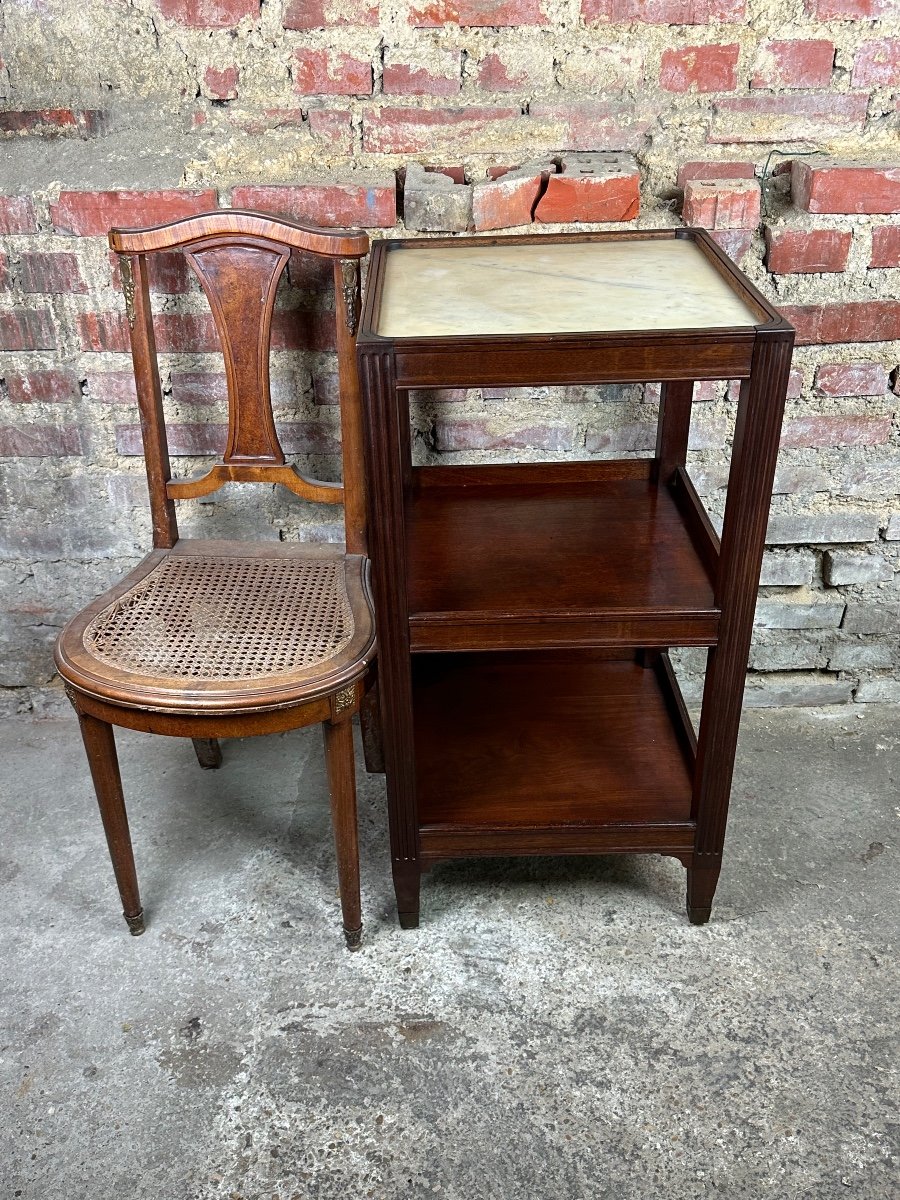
[1,0,898,712]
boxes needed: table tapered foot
[393,863,421,929]
[687,860,721,925]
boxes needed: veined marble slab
[375,238,762,338]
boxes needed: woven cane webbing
[84,555,354,681]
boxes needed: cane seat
[57,542,373,713]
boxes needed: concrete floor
[1,705,898,1199]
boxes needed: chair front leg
[76,710,145,935]
[322,716,362,949]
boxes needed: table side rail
[412,458,652,489]
[669,465,722,582]
[408,612,720,652]
[655,650,699,764]
[419,822,697,859]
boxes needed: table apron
[391,337,756,388]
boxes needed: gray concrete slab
[1,707,898,1199]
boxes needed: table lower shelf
[413,649,698,862]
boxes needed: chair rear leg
[76,711,145,935]
[359,678,385,774]
[322,717,362,950]
[192,738,223,770]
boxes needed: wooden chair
[54,211,375,948]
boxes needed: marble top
[375,238,761,338]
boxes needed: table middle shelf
[405,459,720,652]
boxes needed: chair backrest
[109,210,370,554]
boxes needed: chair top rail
[109,209,369,258]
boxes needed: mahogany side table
[356,229,794,928]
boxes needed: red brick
[383,53,461,96]
[477,52,530,91]
[278,422,342,453]
[708,229,753,262]
[814,363,886,397]
[473,161,550,231]
[481,387,522,399]
[793,160,900,216]
[752,40,834,90]
[527,102,653,153]
[535,153,639,223]
[770,464,830,496]
[155,313,223,353]
[161,310,337,352]
[154,0,259,27]
[683,178,760,229]
[170,372,229,405]
[238,107,348,143]
[17,251,88,294]
[50,189,219,235]
[694,379,743,402]
[710,95,868,143]
[5,369,80,404]
[116,423,224,456]
[307,109,355,151]
[0,310,56,351]
[786,368,804,399]
[0,425,83,456]
[780,302,900,345]
[852,39,900,88]
[677,160,754,188]
[363,106,520,154]
[293,49,372,96]
[660,44,739,94]
[77,313,131,353]
[0,253,7,291]
[110,250,193,293]
[689,415,730,451]
[583,0,744,20]
[412,387,468,404]
[313,374,340,405]
[0,109,106,135]
[203,66,239,100]
[87,372,139,404]
[409,0,546,25]
[585,423,656,453]
[283,0,378,25]
[780,415,892,448]
[287,250,333,292]
[806,0,892,15]
[79,309,335,355]
[871,226,900,268]
[0,195,37,234]
[116,420,339,455]
[434,418,574,452]
[764,228,851,274]
[231,181,396,227]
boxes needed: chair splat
[186,237,290,468]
